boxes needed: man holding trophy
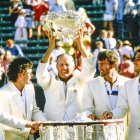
[36,10,95,139]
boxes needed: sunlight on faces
[56,54,75,79]
[98,59,114,77]
[19,69,33,85]
[134,52,140,74]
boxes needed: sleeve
[111,83,129,119]
[0,93,31,139]
[78,57,95,85]
[82,82,95,116]
[0,111,26,129]
[36,62,51,89]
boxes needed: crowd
[0,0,140,140]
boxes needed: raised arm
[76,28,90,58]
[41,31,56,63]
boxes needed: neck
[104,71,118,85]
[13,81,24,94]
[58,74,73,83]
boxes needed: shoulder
[87,76,102,85]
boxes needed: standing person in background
[103,0,118,31]
[115,0,125,39]
[33,0,49,39]
[124,0,137,39]
[9,0,23,26]
[22,0,34,39]
[107,30,117,50]
[96,29,110,50]
[50,0,66,12]
[14,9,28,48]
[0,57,46,140]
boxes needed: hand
[46,30,56,48]
[87,114,98,120]
[29,121,42,135]
[99,111,113,120]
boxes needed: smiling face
[56,54,75,80]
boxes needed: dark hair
[98,50,119,64]
[7,57,33,82]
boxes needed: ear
[18,73,23,79]
[111,62,117,69]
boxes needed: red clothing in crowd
[33,2,49,21]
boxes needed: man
[0,112,41,140]
[0,57,46,140]
[36,29,95,121]
[4,39,24,57]
[102,50,140,140]
[82,50,129,120]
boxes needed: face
[98,59,114,77]
[56,55,75,80]
[133,52,140,74]
[20,69,33,85]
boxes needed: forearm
[41,46,54,63]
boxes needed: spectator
[3,51,14,73]
[119,54,135,78]
[115,0,125,39]
[0,48,7,88]
[124,0,137,39]
[50,0,67,12]
[4,39,24,57]
[14,9,28,47]
[103,0,118,31]
[22,0,34,39]
[107,30,117,50]
[51,40,65,62]
[78,7,96,37]
[33,0,49,39]
[9,0,23,26]
[92,41,106,77]
[96,29,110,49]
[120,40,135,59]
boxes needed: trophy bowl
[40,11,86,39]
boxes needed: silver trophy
[40,11,86,39]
